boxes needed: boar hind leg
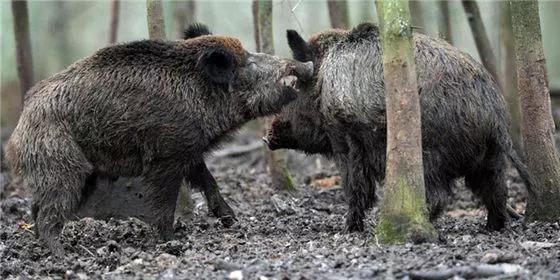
[341,138,378,232]
[142,165,183,240]
[186,161,235,227]
[465,151,508,231]
[29,136,92,256]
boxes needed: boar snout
[288,60,313,81]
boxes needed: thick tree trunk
[254,0,295,192]
[375,0,436,244]
[437,0,453,43]
[327,0,349,29]
[173,0,196,39]
[11,0,34,109]
[146,0,166,39]
[499,1,522,153]
[109,0,120,44]
[461,0,499,82]
[511,0,560,221]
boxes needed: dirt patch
[1,129,559,279]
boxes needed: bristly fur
[5,29,306,256]
[183,23,212,39]
[269,22,534,233]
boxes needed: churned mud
[1,129,559,279]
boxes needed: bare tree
[499,1,522,153]
[437,0,453,43]
[109,0,120,44]
[253,0,295,191]
[375,0,436,244]
[511,0,560,221]
[173,0,196,39]
[11,0,34,108]
[327,0,349,29]
[461,0,499,82]
[146,0,166,39]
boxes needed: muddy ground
[1,129,559,279]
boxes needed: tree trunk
[499,1,522,154]
[409,0,424,32]
[375,0,436,244]
[461,0,499,82]
[11,0,34,109]
[109,0,120,44]
[254,0,295,192]
[327,0,349,29]
[173,0,196,39]
[511,0,560,221]
[146,0,166,39]
[146,0,192,217]
[437,0,453,43]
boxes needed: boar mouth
[279,75,299,91]
[263,116,293,150]
[277,60,313,92]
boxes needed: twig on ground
[213,141,263,157]
[409,264,525,280]
[80,244,95,257]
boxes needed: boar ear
[197,48,235,85]
[287,30,311,62]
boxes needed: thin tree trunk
[461,0,499,82]
[173,0,196,39]
[409,0,424,32]
[327,0,349,29]
[375,0,436,244]
[437,0,453,43]
[511,0,560,221]
[11,0,34,109]
[499,1,522,153]
[254,0,295,192]
[252,0,260,52]
[146,0,192,217]
[109,0,120,44]
[146,0,166,39]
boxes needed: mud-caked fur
[267,23,535,232]
[5,24,308,256]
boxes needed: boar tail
[508,148,537,200]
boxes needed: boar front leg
[186,160,236,227]
[333,135,379,232]
[142,161,183,240]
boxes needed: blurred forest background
[1,0,560,127]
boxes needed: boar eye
[248,62,258,71]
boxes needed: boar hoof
[346,218,365,232]
[219,215,237,228]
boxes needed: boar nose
[291,61,313,81]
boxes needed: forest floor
[1,128,559,279]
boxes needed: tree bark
[173,0,196,39]
[254,0,295,192]
[327,0,349,29]
[146,0,166,40]
[409,0,424,32]
[499,1,522,153]
[461,0,499,82]
[375,0,436,244]
[11,0,34,109]
[437,0,453,44]
[511,0,560,221]
[109,0,120,44]
[146,0,192,217]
